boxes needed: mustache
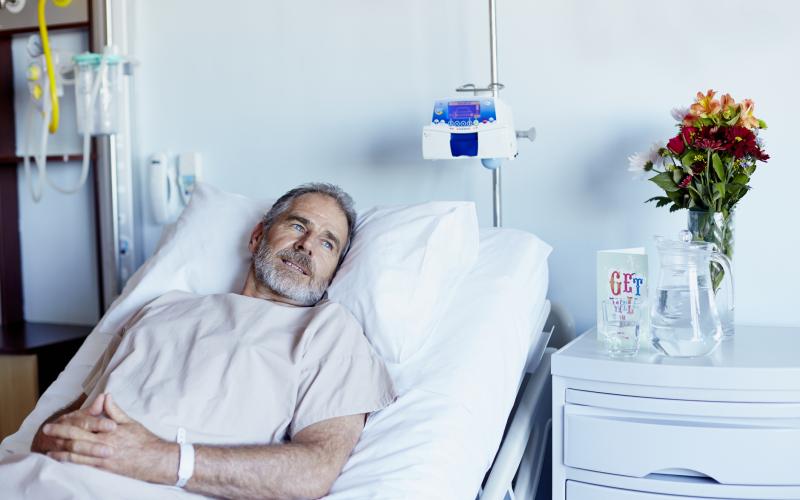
[276,248,313,275]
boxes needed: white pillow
[98,183,479,364]
[97,183,271,335]
[327,202,480,363]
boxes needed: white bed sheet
[327,228,550,499]
[1,227,550,500]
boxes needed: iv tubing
[37,0,73,134]
[23,93,47,202]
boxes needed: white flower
[671,107,689,122]
[628,152,647,172]
[645,142,664,168]
[628,142,663,179]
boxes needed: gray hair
[261,183,357,263]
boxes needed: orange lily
[720,93,735,109]
[738,99,760,129]
[682,114,698,126]
[720,93,738,121]
[689,89,722,118]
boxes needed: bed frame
[479,302,576,500]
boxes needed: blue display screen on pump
[448,101,480,120]
[431,98,496,126]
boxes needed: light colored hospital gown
[0,290,396,498]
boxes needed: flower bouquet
[629,89,769,217]
[629,90,769,336]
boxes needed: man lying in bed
[0,183,396,499]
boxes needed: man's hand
[32,394,116,455]
[44,394,178,485]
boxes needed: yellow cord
[37,0,72,134]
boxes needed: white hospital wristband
[176,443,195,488]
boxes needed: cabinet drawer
[567,481,728,500]
[564,390,800,485]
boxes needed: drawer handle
[646,468,720,483]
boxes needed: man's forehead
[284,193,348,236]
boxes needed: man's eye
[292,223,304,232]
[322,241,334,251]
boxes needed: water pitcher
[650,231,734,357]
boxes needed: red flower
[680,126,698,145]
[690,162,706,174]
[694,126,725,151]
[723,126,762,159]
[678,174,693,188]
[667,134,685,155]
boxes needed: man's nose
[294,233,312,255]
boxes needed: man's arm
[46,395,365,499]
[185,413,365,499]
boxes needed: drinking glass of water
[601,299,642,357]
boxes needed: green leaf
[645,196,672,208]
[712,153,725,181]
[733,174,749,185]
[669,204,683,213]
[650,172,680,192]
[714,182,726,199]
[680,150,698,168]
[727,184,744,196]
[758,119,768,129]
[725,112,741,126]
[745,165,756,176]
[672,170,683,184]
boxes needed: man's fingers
[47,451,104,467]
[87,394,106,416]
[66,439,113,458]
[43,423,101,443]
[103,394,131,424]
[63,414,116,433]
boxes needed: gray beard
[253,239,328,306]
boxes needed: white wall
[16,0,800,331]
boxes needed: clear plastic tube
[23,95,46,202]
[47,49,108,194]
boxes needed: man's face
[251,193,349,306]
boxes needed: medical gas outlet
[422,97,518,161]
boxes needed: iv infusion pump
[422,97,518,160]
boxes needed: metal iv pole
[91,0,136,311]
[488,0,502,228]
[456,0,507,228]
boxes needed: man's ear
[248,222,265,254]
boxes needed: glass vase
[687,209,735,338]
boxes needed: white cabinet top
[552,325,800,392]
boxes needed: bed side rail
[479,348,554,500]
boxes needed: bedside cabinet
[0,322,92,440]
[551,325,800,500]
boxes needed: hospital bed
[1,184,564,500]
